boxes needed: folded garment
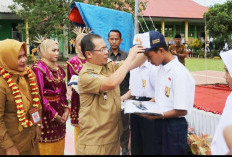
[68,75,79,86]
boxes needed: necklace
[41,60,62,83]
[0,66,40,127]
[48,67,62,83]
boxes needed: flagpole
[134,0,139,35]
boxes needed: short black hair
[108,30,122,39]
[148,43,168,53]
[175,34,181,38]
[81,34,102,58]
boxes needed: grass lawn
[185,57,225,72]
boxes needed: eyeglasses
[92,47,108,53]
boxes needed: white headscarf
[211,49,232,155]
[220,49,232,77]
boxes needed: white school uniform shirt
[129,60,159,98]
[155,57,195,115]
[211,92,232,155]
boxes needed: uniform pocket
[13,128,35,154]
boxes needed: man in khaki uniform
[76,34,146,155]
[169,34,187,66]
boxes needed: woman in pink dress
[31,39,69,155]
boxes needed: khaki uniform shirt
[0,75,41,155]
[77,61,122,145]
[169,44,186,65]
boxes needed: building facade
[141,0,208,46]
[0,1,23,41]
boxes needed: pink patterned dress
[67,56,86,126]
[31,60,68,143]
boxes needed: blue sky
[193,0,228,6]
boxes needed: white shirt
[155,57,195,115]
[129,60,159,98]
[211,92,232,155]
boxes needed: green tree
[204,0,232,51]
[10,0,145,42]
[9,0,146,58]
[189,38,203,52]
[10,0,83,44]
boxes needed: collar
[85,61,103,74]
[163,56,178,72]
[140,60,150,69]
[109,48,122,57]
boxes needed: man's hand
[6,146,19,155]
[120,95,127,102]
[127,45,145,61]
[62,108,69,121]
[34,125,41,143]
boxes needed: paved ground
[191,70,226,85]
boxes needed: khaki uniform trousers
[76,140,120,155]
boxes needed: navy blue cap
[145,30,166,52]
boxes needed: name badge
[142,80,146,88]
[29,108,41,124]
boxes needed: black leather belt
[133,96,151,101]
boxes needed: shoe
[122,148,130,155]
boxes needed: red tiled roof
[142,0,208,19]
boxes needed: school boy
[121,60,160,155]
[137,30,195,155]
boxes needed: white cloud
[193,0,228,7]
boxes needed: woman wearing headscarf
[31,39,69,155]
[66,27,88,154]
[0,39,41,155]
[211,49,232,155]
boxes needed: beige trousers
[76,140,120,155]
